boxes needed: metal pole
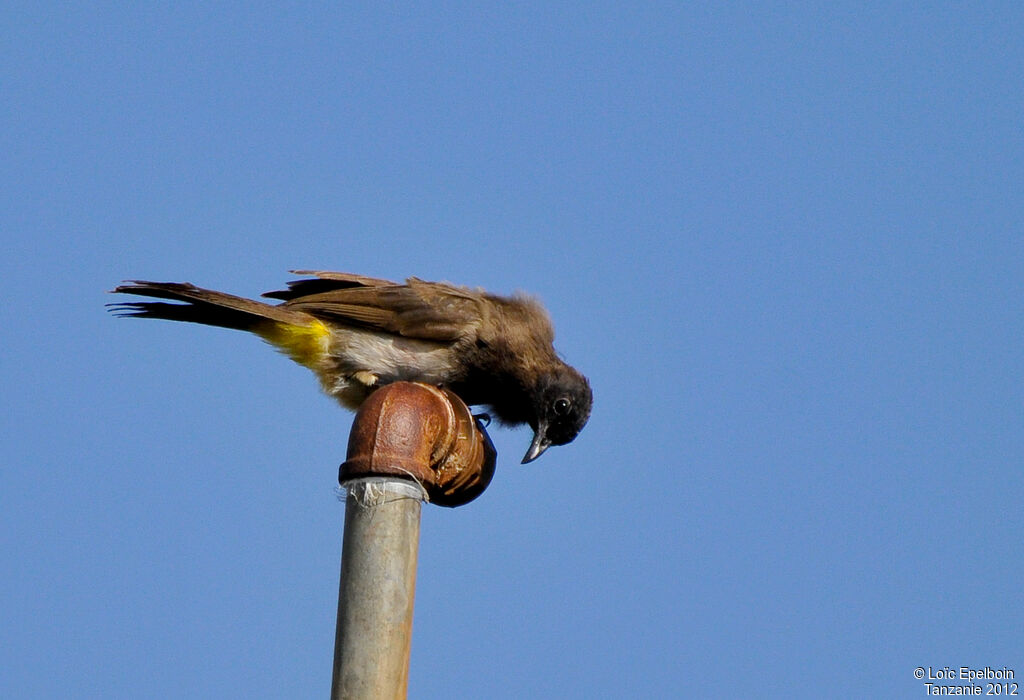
[331,477,425,700]
[329,382,494,698]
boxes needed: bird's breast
[329,330,458,385]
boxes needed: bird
[109,271,592,463]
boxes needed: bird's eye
[553,397,572,415]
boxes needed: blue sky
[2,3,1022,698]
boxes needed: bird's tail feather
[108,281,333,368]
[108,281,312,330]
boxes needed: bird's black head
[522,366,593,463]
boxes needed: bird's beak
[522,429,551,464]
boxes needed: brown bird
[109,271,592,463]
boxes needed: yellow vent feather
[254,319,331,369]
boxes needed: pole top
[339,382,497,507]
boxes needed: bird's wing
[267,272,486,342]
[261,271,399,300]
